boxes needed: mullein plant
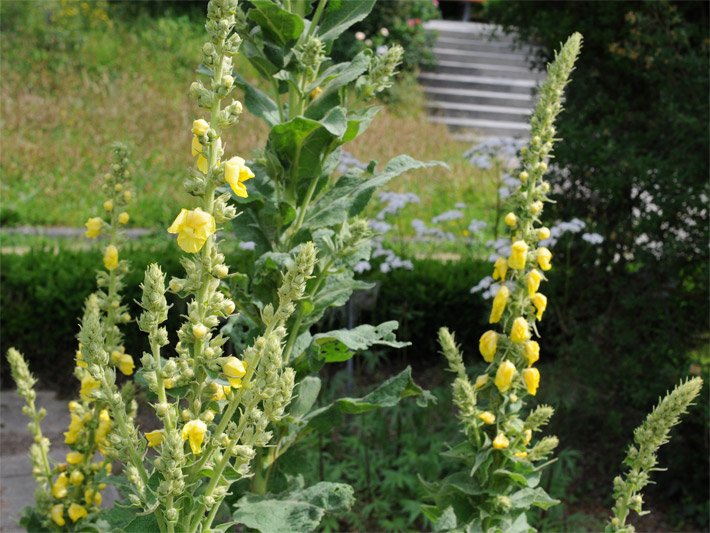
[424,33,583,531]
[6,144,136,530]
[219,0,436,506]
[67,2,335,531]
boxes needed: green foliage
[233,476,354,533]
[485,2,709,522]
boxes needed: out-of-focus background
[1,1,708,531]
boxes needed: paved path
[0,391,118,531]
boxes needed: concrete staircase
[421,20,544,140]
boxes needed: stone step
[426,101,533,122]
[422,86,534,108]
[428,116,531,137]
[418,72,538,95]
[425,20,515,42]
[426,60,543,81]
[435,35,537,55]
[433,47,531,68]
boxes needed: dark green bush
[484,1,709,526]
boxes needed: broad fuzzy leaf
[317,0,377,42]
[312,321,410,363]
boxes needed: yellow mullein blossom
[95,409,111,446]
[123,190,132,202]
[492,433,510,450]
[103,200,113,212]
[75,349,88,368]
[182,420,207,455]
[118,211,130,224]
[84,217,103,239]
[510,317,530,343]
[526,269,544,296]
[222,356,247,387]
[192,118,210,136]
[64,414,84,444]
[508,240,529,270]
[504,212,517,227]
[80,375,99,401]
[522,367,540,396]
[210,382,226,401]
[167,208,216,254]
[524,340,540,366]
[68,503,88,522]
[103,245,119,271]
[117,353,135,375]
[519,170,529,182]
[479,411,496,425]
[537,247,553,271]
[492,257,508,281]
[514,451,528,459]
[51,505,66,526]
[532,293,547,321]
[478,330,498,363]
[52,473,69,499]
[69,470,85,485]
[495,360,517,393]
[529,200,543,215]
[310,86,323,99]
[489,286,510,324]
[537,227,550,240]
[224,156,255,198]
[193,323,208,340]
[474,374,489,389]
[66,451,84,465]
[145,430,164,447]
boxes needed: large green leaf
[233,477,354,533]
[312,321,410,363]
[235,77,280,127]
[305,272,373,328]
[268,108,347,188]
[248,0,304,47]
[317,0,377,42]
[508,487,560,511]
[303,155,445,230]
[304,366,436,433]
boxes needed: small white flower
[380,27,389,37]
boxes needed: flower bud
[489,286,509,324]
[524,341,540,366]
[492,433,510,449]
[537,227,550,241]
[529,201,543,215]
[519,171,529,182]
[192,119,210,137]
[522,367,540,396]
[478,411,496,425]
[118,212,130,224]
[474,374,489,389]
[504,212,517,227]
[213,264,229,278]
[103,200,113,212]
[192,323,208,340]
[478,331,498,363]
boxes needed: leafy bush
[485,1,709,525]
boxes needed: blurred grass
[1,1,497,242]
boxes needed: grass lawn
[1,4,498,246]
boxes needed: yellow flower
[492,257,508,281]
[526,269,544,296]
[52,473,69,499]
[117,353,135,376]
[69,470,84,485]
[103,244,119,271]
[508,240,528,270]
[191,135,202,157]
[494,360,517,392]
[192,118,210,136]
[519,170,529,182]
[492,433,510,449]
[489,286,509,324]
[80,375,99,401]
[522,367,540,396]
[224,156,255,198]
[210,382,226,401]
[75,349,87,368]
[66,451,84,465]
[514,451,528,459]
[478,411,496,425]
[510,317,530,343]
[310,86,323,99]
[193,323,208,340]
[529,201,543,215]
[84,217,103,239]
[478,330,498,363]
[474,374,489,389]
[95,409,112,446]
[64,414,83,444]
[51,504,65,526]
[181,420,207,454]
[145,430,164,447]
[504,212,517,227]
[123,190,132,202]
[523,429,532,446]
[167,208,216,254]
[164,378,176,389]
[537,247,553,271]
[68,503,88,522]
[532,293,547,321]
[93,491,103,507]
[537,227,550,240]
[103,200,113,212]
[222,356,247,387]
[524,340,540,366]
[118,212,130,224]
